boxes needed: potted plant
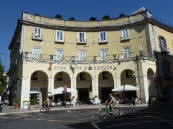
[13,97,20,109]
[89,17,97,21]
[102,15,110,20]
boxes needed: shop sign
[54,65,114,71]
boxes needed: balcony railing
[21,51,151,64]
[120,36,130,42]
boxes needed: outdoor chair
[90,98,101,105]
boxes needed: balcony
[77,38,87,45]
[120,36,130,42]
[21,51,150,64]
[32,33,43,41]
[98,39,108,44]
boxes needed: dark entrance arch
[54,72,71,102]
[30,70,48,105]
[120,69,137,101]
[76,72,92,104]
[147,68,157,103]
[98,71,114,102]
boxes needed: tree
[0,58,7,97]
[102,15,110,20]
[69,17,75,21]
[55,14,62,19]
[89,17,97,21]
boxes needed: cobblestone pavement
[0,104,172,129]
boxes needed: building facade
[8,8,173,108]
[155,51,173,103]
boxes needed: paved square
[0,104,173,129]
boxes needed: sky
[0,0,173,71]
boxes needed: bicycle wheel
[113,107,120,116]
[98,108,107,118]
[40,107,45,113]
[46,107,49,112]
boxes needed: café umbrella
[112,84,139,92]
[48,87,74,95]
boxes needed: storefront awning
[112,85,139,92]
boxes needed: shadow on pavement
[0,103,3,112]
[0,106,2,112]
[67,103,173,129]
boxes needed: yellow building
[8,8,173,108]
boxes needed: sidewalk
[0,103,148,115]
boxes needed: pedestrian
[71,96,76,106]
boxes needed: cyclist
[41,99,49,112]
[105,93,116,112]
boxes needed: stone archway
[121,69,136,86]
[76,72,92,104]
[98,71,114,102]
[54,72,71,102]
[147,68,157,101]
[30,70,48,105]
[120,69,137,100]
[54,72,71,89]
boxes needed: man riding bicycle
[40,99,50,112]
[105,93,116,112]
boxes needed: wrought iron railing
[21,51,152,64]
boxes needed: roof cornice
[18,18,148,32]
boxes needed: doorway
[78,88,89,104]
[100,87,112,102]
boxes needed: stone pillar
[92,77,99,98]
[136,74,149,104]
[20,77,30,109]
[71,77,77,99]
[141,75,149,104]
[136,75,141,99]
[114,76,121,88]
[48,77,54,93]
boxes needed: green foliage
[119,13,126,18]
[13,97,20,104]
[69,17,75,21]
[89,17,97,21]
[30,99,36,105]
[102,15,110,20]
[55,14,62,19]
[0,58,7,96]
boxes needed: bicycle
[98,104,122,118]
[40,103,49,113]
